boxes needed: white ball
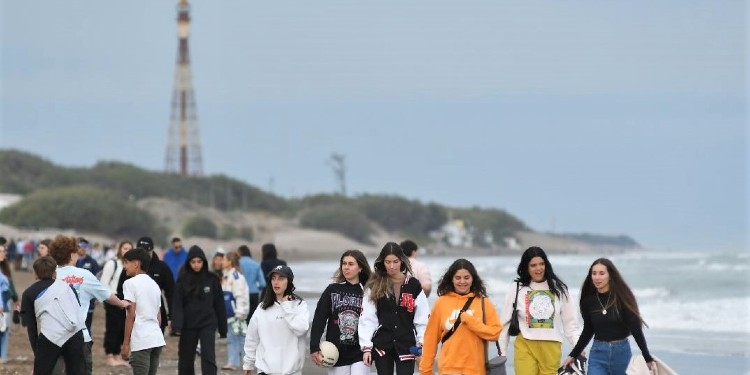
[319,341,339,368]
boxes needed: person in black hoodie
[310,249,372,374]
[172,245,227,375]
[260,243,287,279]
[135,237,175,334]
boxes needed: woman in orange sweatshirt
[419,259,502,375]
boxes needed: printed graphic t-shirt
[56,265,111,342]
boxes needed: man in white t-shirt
[400,240,432,297]
[121,247,166,375]
[49,236,129,375]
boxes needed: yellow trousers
[513,334,561,375]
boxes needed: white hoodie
[35,279,85,347]
[243,298,310,375]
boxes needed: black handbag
[482,297,507,375]
[508,282,521,336]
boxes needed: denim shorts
[588,338,632,375]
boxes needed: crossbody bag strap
[512,281,520,311]
[481,297,502,356]
[441,296,476,343]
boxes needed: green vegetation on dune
[452,206,528,245]
[299,204,374,244]
[0,185,168,241]
[0,150,287,211]
[0,149,542,246]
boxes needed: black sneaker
[556,366,573,375]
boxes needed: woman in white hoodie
[243,265,309,375]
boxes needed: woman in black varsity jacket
[358,242,429,375]
[310,250,373,375]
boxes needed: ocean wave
[704,262,750,272]
[616,251,710,261]
[641,297,750,333]
[634,287,671,299]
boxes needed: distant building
[433,219,474,248]
[0,194,21,211]
[503,236,521,250]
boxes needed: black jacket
[310,281,365,366]
[20,279,56,352]
[147,252,175,328]
[372,277,424,357]
[172,246,227,337]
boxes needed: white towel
[626,355,679,375]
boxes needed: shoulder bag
[482,297,507,375]
[508,282,521,336]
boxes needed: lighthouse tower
[165,0,203,176]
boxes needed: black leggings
[373,348,414,375]
[103,303,126,354]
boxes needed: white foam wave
[634,287,671,299]
[615,251,710,260]
[641,297,750,333]
[704,262,750,272]
[540,256,597,268]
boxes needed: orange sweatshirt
[419,292,502,375]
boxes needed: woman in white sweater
[499,246,580,375]
[243,265,309,375]
[221,251,250,371]
[99,240,133,367]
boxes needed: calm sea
[291,250,750,374]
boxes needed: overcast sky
[1,1,746,252]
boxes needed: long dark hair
[261,243,278,262]
[117,240,133,260]
[333,249,372,286]
[260,273,300,309]
[366,242,413,302]
[436,258,487,297]
[237,245,252,258]
[581,258,647,327]
[516,246,569,299]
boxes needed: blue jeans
[227,328,245,367]
[1,301,9,361]
[588,338,632,375]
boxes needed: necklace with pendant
[597,293,612,315]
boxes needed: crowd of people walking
[0,234,659,375]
